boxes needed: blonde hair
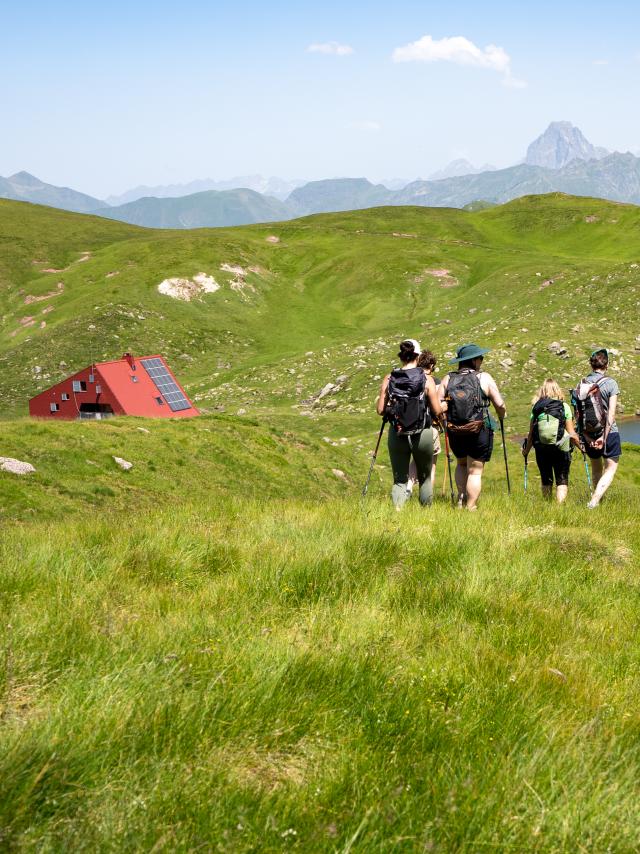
[532,378,565,406]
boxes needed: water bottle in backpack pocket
[386,367,430,434]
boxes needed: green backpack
[532,397,568,449]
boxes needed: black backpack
[532,397,566,446]
[446,370,486,426]
[386,367,430,435]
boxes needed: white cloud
[593,59,609,66]
[392,34,525,88]
[349,120,381,132]
[307,41,354,56]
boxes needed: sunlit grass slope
[0,414,354,523]
[1,194,639,434]
[1,195,640,851]
[2,487,640,851]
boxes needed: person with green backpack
[521,378,582,503]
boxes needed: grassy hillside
[2,195,640,849]
[0,414,353,524]
[2,194,639,434]
[2,476,640,850]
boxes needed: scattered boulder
[331,469,346,479]
[500,358,514,369]
[0,458,36,476]
[309,374,349,407]
[113,456,133,471]
[548,342,567,356]
[316,383,337,401]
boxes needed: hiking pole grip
[362,418,387,498]
[500,418,511,496]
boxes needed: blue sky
[3,0,639,197]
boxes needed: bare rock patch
[158,273,220,301]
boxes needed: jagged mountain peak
[526,122,609,170]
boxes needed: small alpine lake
[619,418,640,446]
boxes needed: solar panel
[140,358,191,412]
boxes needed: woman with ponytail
[376,339,443,509]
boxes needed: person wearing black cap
[438,343,506,511]
[575,348,621,508]
[376,339,443,509]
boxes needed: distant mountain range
[0,171,107,213]
[96,188,289,229]
[105,175,304,206]
[286,178,392,216]
[394,153,640,208]
[3,122,638,228]
[429,159,497,180]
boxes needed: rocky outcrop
[0,457,36,475]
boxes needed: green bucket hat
[591,347,609,359]
[448,343,491,365]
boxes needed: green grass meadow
[2,483,640,851]
[2,195,640,850]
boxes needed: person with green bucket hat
[438,343,506,511]
[572,348,621,508]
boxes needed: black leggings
[534,445,571,486]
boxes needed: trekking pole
[361,418,387,498]
[500,418,511,496]
[441,455,448,497]
[443,419,455,506]
[581,447,593,497]
[522,439,528,493]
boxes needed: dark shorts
[585,431,622,461]
[448,426,494,463]
[534,445,571,486]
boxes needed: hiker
[572,348,621,508]
[438,344,506,511]
[407,350,442,493]
[522,379,581,503]
[376,339,443,509]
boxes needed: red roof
[29,353,199,419]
